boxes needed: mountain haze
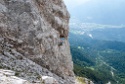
[67,0,125,25]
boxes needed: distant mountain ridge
[70,27,125,43]
[70,18,125,42]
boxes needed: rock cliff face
[0,0,74,83]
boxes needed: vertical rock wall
[0,0,74,83]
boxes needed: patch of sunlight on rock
[76,77,94,84]
[75,77,86,84]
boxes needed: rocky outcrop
[42,76,58,84]
[0,0,74,83]
[0,69,30,84]
[0,69,59,84]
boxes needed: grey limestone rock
[0,0,75,84]
[0,69,30,84]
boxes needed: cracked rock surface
[0,0,75,84]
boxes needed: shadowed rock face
[0,0,74,83]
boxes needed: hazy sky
[63,0,90,9]
[63,0,125,25]
[63,0,125,8]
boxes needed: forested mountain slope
[69,32,125,84]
